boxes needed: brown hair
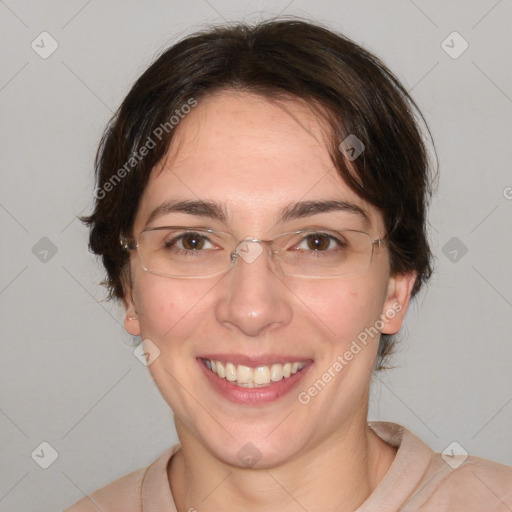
[82,18,437,369]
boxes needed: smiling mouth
[199,358,308,388]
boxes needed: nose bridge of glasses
[232,237,272,265]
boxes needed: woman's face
[124,90,414,467]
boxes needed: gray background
[1,1,511,511]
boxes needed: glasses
[120,226,385,279]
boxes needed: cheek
[132,275,191,337]
[133,280,174,335]
[294,274,387,343]
[131,272,223,347]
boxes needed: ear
[122,284,141,336]
[380,272,417,335]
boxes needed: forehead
[134,90,383,233]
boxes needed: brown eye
[305,233,332,251]
[181,233,206,250]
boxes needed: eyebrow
[280,199,369,223]
[145,199,227,226]
[145,198,369,227]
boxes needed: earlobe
[124,306,141,336]
[123,287,141,336]
[381,272,417,335]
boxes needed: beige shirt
[64,421,512,511]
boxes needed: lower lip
[198,358,313,405]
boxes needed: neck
[168,417,396,512]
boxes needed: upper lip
[198,353,313,367]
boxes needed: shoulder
[368,422,512,511]
[438,455,512,500]
[63,467,146,512]
[411,453,512,511]
[63,446,178,512]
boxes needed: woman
[65,19,512,512]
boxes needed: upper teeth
[203,359,307,387]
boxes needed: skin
[123,90,416,512]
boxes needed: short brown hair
[82,19,436,369]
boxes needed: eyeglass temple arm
[120,236,137,250]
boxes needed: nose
[214,239,293,337]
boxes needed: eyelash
[294,234,346,251]
[163,233,215,253]
[162,231,346,254]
